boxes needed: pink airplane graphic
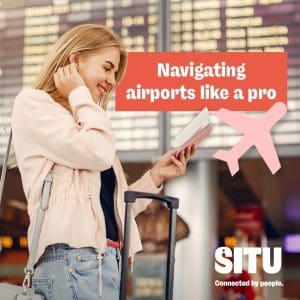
[213,102,287,176]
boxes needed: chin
[92,94,99,102]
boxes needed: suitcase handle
[120,191,178,300]
[124,191,179,209]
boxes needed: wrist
[150,167,164,188]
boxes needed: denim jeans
[32,243,122,300]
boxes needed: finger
[70,62,77,76]
[168,149,177,157]
[164,149,178,162]
[185,146,192,160]
[63,64,71,78]
[174,150,181,160]
[191,144,197,156]
[171,155,185,173]
[53,72,59,87]
[177,151,186,168]
[57,67,64,81]
[179,150,186,164]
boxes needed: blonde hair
[6,24,127,168]
[33,23,128,111]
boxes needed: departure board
[0,0,299,163]
[0,0,160,161]
[170,0,300,154]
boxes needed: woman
[11,23,195,299]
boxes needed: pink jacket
[11,86,162,266]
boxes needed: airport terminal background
[0,0,300,299]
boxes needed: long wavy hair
[33,23,128,111]
[7,24,127,168]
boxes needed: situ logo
[215,247,282,274]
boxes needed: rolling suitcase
[120,191,179,300]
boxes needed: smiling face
[73,46,120,103]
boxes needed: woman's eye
[103,67,111,71]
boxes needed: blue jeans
[32,243,122,300]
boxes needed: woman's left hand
[150,145,197,187]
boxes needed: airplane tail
[213,150,239,176]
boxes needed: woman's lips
[97,84,106,99]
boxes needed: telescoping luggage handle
[120,191,179,300]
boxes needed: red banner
[116,52,287,111]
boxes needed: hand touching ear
[54,63,86,98]
[150,145,197,187]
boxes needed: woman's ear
[69,52,80,67]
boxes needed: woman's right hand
[54,63,86,98]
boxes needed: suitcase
[120,191,179,300]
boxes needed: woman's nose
[106,73,116,87]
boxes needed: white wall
[165,160,217,300]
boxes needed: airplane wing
[254,131,281,175]
[259,102,287,129]
[214,108,256,133]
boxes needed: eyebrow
[104,60,117,71]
